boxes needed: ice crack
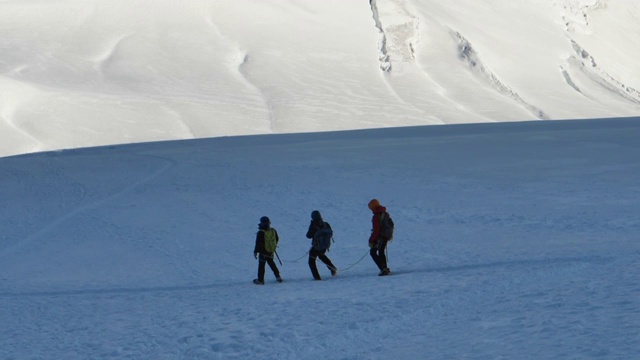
[453,31,549,120]
[370,0,391,72]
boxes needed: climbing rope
[280,248,371,272]
[334,249,370,272]
[279,235,379,273]
[281,251,309,263]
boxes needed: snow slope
[1,0,640,158]
[1,117,639,359]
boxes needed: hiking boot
[378,268,391,276]
[276,276,283,283]
[253,279,265,285]
[331,268,338,277]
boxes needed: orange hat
[368,198,380,210]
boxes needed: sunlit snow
[1,0,639,157]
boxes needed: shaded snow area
[1,0,640,158]
[1,118,639,359]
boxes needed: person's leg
[256,255,267,283]
[370,245,384,270]
[308,249,322,280]
[377,240,388,270]
[318,253,337,275]
[266,257,281,280]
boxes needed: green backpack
[263,228,278,253]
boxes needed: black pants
[308,248,336,280]
[370,239,389,271]
[257,253,280,282]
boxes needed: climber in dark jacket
[306,210,338,280]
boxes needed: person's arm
[306,221,316,239]
[254,231,264,255]
[369,214,381,244]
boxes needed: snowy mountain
[1,0,639,158]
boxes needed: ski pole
[275,251,283,266]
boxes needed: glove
[254,252,258,259]
[369,241,377,249]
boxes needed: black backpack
[380,212,394,240]
[313,222,333,251]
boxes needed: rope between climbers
[335,250,370,272]
[280,249,371,273]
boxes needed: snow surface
[1,0,640,158]
[1,118,639,359]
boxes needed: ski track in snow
[0,154,176,261]
[0,255,614,298]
